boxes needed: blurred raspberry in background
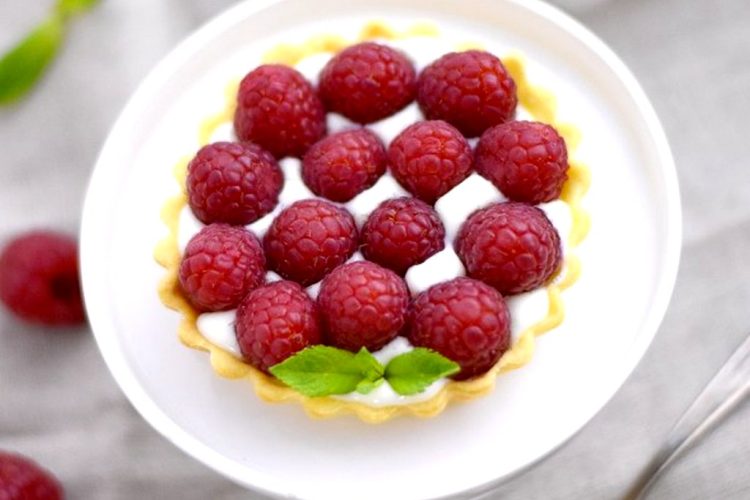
[0,231,84,326]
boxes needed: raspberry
[0,231,84,326]
[456,202,562,295]
[302,129,386,202]
[186,142,283,225]
[361,197,445,275]
[318,261,409,352]
[235,280,321,373]
[234,64,326,158]
[0,451,63,500]
[475,121,568,204]
[388,120,472,204]
[319,42,416,124]
[453,201,496,259]
[179,224,265,311]
[417,50,517,137]
[407,277,510,380]
[263,200,358,286]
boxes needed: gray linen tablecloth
[1,0,749,498]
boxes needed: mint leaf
[0,15,64,105]
[384,348,460,396]
[269,346,385,397]
[354,348,384,394]
[354,347,384,379]
[270,345,458,398]
[56,0,101,17]
[356,378,384,395]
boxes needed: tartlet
[156,20,590,423]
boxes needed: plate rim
[80,0,682,498]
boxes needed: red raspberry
[0,231,84,326]
[0,451,63,500]
[302,129,386,202]
[263,200,358,286]
[453,201,496,259]
[388,120,472,204]
[361,197,445,275]
[475,121,568,204]
[318,261,409,352]
[235,280,320,373]
[234,64,326,158]
[179,224,265,311]
[186,142,283,225]
[456,202,562,295]
[407,277,510,380]
[417,50,517,137]
[319,42,417,124]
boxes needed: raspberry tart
[156,20,590,422]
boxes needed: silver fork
[623,332,750,499]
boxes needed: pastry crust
[155,20,591,423]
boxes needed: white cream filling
[196,310,242,357]
[176,38,572,406]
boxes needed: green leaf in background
[0,0,100,106]
[56,0,101,17]
[0,15,65,105]
[384,348,460,396]
[269,346,382,398]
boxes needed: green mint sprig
[0,0,100,106]
[269,346,460,398]
[385,349,462,395]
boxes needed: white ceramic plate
[80,0,681,499]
